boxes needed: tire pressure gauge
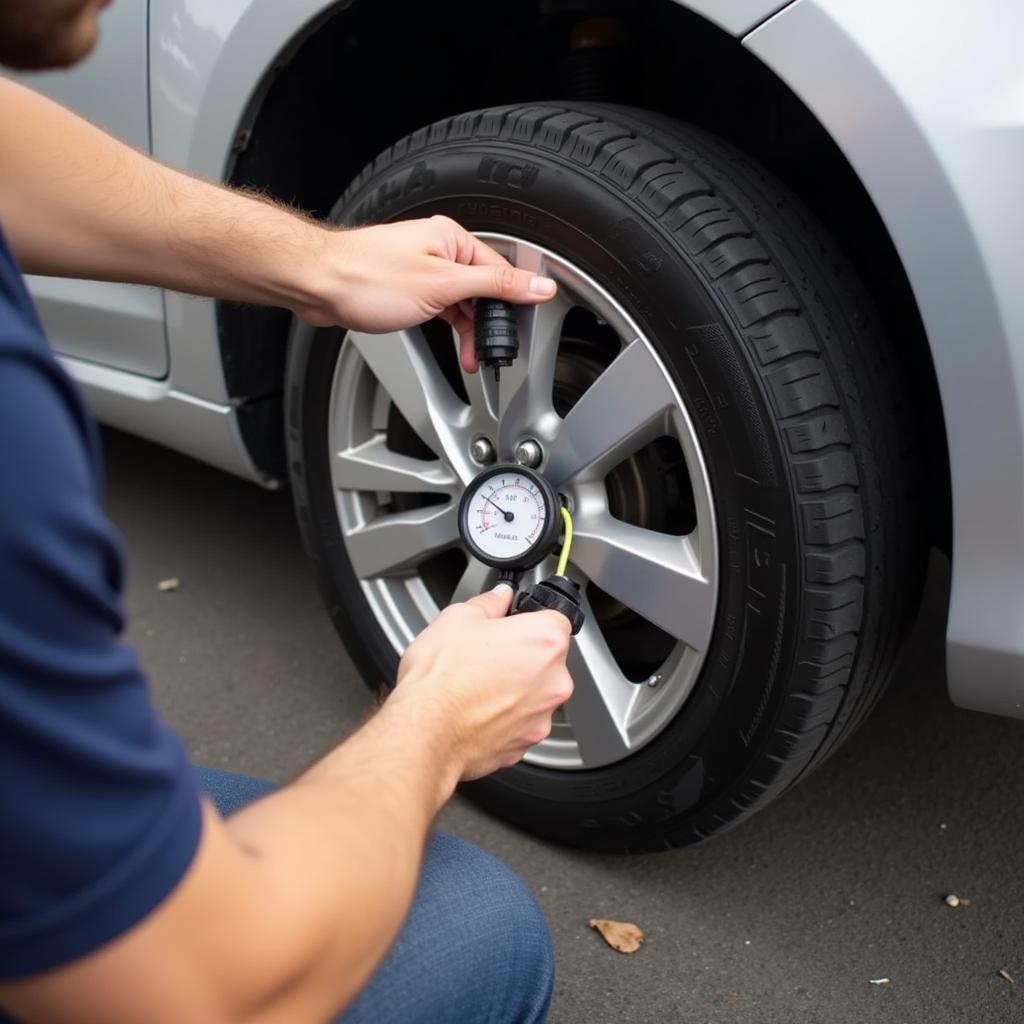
[458,465,561,572]
[458,464,586,634]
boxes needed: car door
[11,1,168,378]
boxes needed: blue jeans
[196,767,554,1024]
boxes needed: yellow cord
[556,506,573,577]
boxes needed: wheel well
[222,0,951,551]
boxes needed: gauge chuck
[512,574,585,635]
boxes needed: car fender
[669,0,795,35]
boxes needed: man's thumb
[464,583,515,618]
[462,264,557,304]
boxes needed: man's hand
[392,585,574,780]
[299,217,556,374]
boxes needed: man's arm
[0,79,556,366]
[0,588,573,1024]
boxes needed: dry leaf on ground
[157,577,180,592]
[588,919,644,954]
[999,969,1015,985]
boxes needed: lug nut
[469,437,496,465]
[514,439,543,468]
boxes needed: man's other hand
[392,584,573,780]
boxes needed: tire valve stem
[474,299,519,383]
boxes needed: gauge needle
[483,495,515,522]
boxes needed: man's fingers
[462,583,515,618]
[451,305,477,372]
[448,221,512,270]
[438,307,478,372]
[455,263,557,305]
[459,331,477,374]
[456,231,557,299]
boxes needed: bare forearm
[0,78,324,311]
[0,80,560,348]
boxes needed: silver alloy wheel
[327,235,718,770]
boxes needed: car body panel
[746,0,1024,716]
[26,276,168,378]
[670,0,793,35]
[66,356,261,480]
[12,1,169,377]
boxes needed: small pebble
[945,894,960,908]
[157,577,180,592]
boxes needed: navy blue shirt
[0,229,201,979]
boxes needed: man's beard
[0,1,102,71]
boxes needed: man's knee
[342,832,554,1024]
[436,833,550,939]
[421,833,553,1006]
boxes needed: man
[0,3,573,1022]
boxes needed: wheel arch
[148,0,353,476]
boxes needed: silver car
[17,0,1023,852]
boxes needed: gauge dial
[458,465,561,570]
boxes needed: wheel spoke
[345,502,459,579]
[564,614,636,765]
[332,435,457,494]
[571,511,714,651]
[450,557,497,605]
[348,328,472,476]
[495,291,573,457]
[459,341,500,432]
[545,340,677,488]
[511,239,545,276]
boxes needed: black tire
[286,103,925,853]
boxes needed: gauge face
[458,465,560,570]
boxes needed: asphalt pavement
[103,425,1024,1024]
